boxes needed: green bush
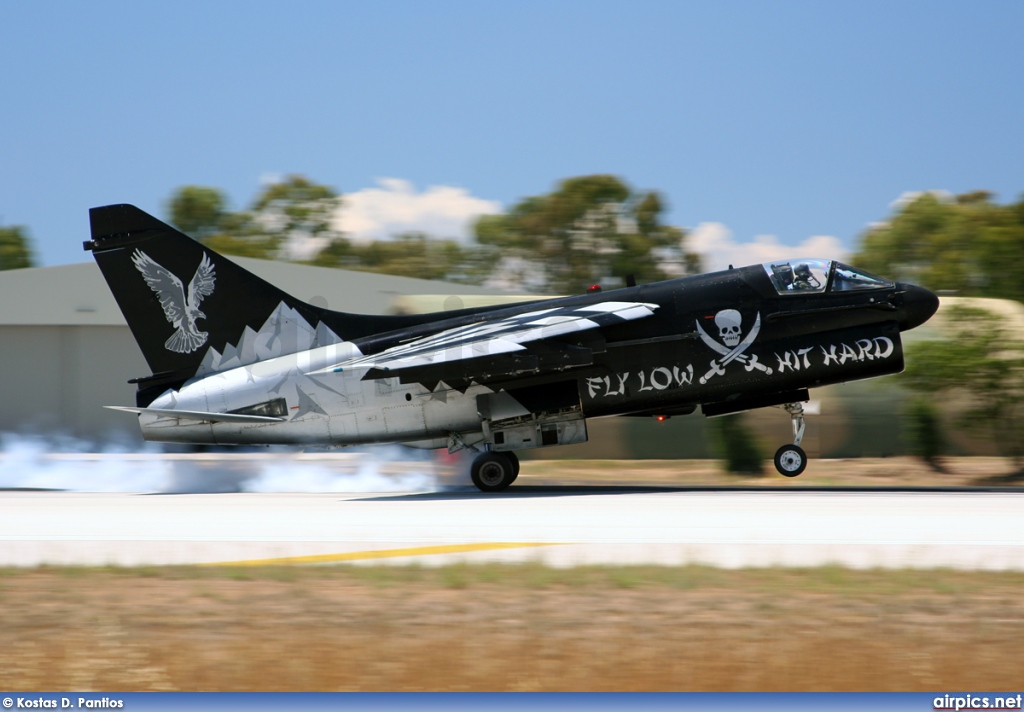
[906,397,946,471]
[711,413,765,475]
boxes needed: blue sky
[2,0,1022,269]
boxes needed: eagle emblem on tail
[132,250,217,353]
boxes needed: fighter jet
[85,204,939,491]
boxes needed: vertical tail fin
[86,204,488,405]
[86,205,373,405]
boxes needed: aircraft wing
[320,301,659,377]
[105,406,284,423]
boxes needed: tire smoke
[0,433,441,493]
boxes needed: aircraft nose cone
[896,283,939,331]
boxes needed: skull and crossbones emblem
[715,309,743,347]
[695,309,773,383]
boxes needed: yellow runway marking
[207,542,557,567]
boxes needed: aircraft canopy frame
[763,259,894,295]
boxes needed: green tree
[902,304,1024,475]
[312,232,495,285]
[201,210,280,259]
[167,186,227,241]
[905,397,947,472]
[250,175,342,257]
[710,413,765,476]
[163,174,699,288]
[855,191,1024,302]
[0,226,36,270]
[474,175,698,293]
[165,175,342,261]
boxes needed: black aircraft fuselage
[345,259,934,420]
[86,205,938,490]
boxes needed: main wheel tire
[471,452,516,492]
[774,444,807,477]
[506,451,520,481]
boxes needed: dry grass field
[2,564,1023,691]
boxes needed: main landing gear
[773,402,807,477]
[470,450,520,492]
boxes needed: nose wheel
[774,443,807,477]
[774,402,808,477]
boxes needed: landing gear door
[483,414,588,452]
[477,380,587,452]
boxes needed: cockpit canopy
[763,259,893,295]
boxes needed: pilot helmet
[793,263,820,288]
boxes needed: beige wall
[0,325,147,441]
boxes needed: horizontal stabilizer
[104,406,284,423]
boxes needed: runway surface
[3,487,1023,570]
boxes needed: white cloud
[687,222,848,273]
[283,235,332,261]
[334,178,502,242]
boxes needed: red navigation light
[587,284,602,293]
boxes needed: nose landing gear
[773,402,807,477]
